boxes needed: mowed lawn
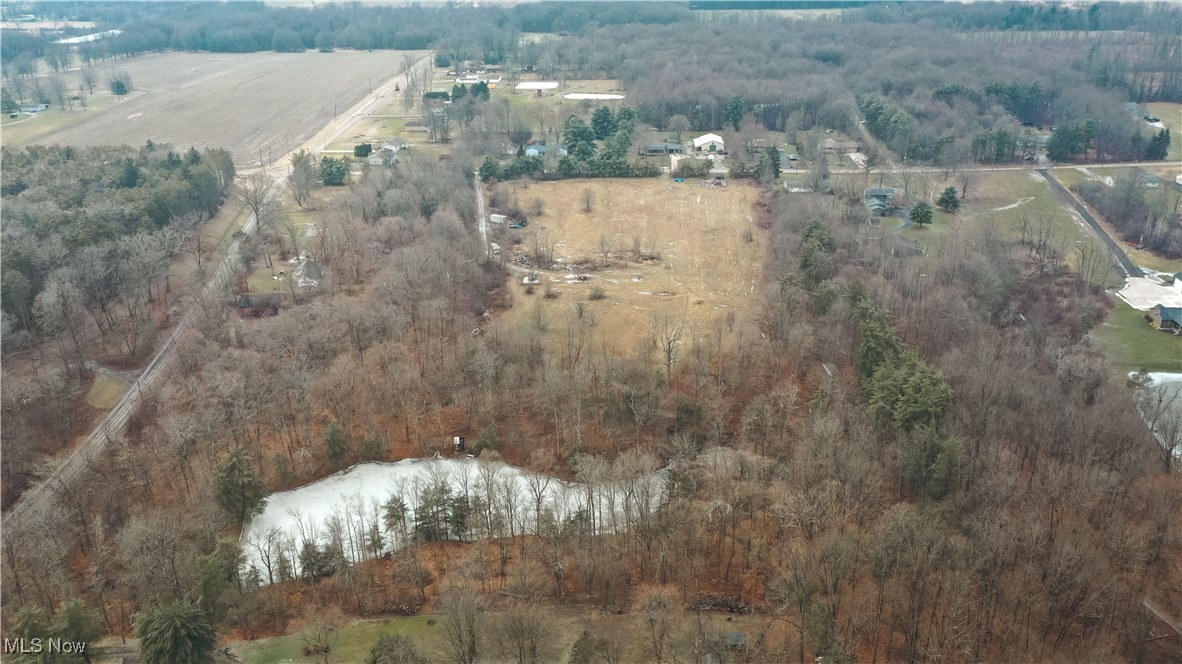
[491,178,764,355]
[1145,102,1181,159]
[231,616,435,664]
[1090,298,1182,373]
[4,51,419,165]
[903,170,1124,286]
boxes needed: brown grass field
[490,178,764,356]
[3,51,418,164]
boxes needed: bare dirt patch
[489,179,764,354]
[9,51,420,165]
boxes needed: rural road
[1037,168,1138,278]
[1,56,433,531]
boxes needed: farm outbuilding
[525,144,567,157]
[642,142,685,156]
[693,133,725,154]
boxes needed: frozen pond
[1132,373,1182,462]
[564,93,626,100]
[516,81,559,90]
[240,458,666,582]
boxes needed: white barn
[692,133,725,154]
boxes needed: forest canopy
[0,143,235,333]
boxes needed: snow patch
[991,197,1034,212]
[564,93,625,100]
[516,82,559,90]
[1116,277,1182,311]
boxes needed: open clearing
[903,171,1125,287]
[4,51,419,166]
[84,372,130,410]
[490,178,763,355]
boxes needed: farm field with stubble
[3,51,420,165]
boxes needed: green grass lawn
[900,207,955,243]
[1145,102,1181,159]
[1091,298,1182,373]
[85,373,130,410]
[233,616,437,664]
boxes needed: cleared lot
[5,51,417,165]
[491,178,764,355]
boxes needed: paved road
[2,56,432,531]
[1037,168,1137,278]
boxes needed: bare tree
[237,173,280,270]
[1072,240,1118,291]
[78,68,96,95]
[957,169,978,202]
[651,313,690,381]
[492,604,557,664]
[438,589,484,664]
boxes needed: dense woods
[4,149,1178,661]
[2,2,1180,662]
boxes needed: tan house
[823,137,861,154]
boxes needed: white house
[692,133,725,154]
[367,147,397,166]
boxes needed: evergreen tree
[1146,128,1170,160]
[615,105,637,127]
[478,156,501,182]
[767,146,781,179]
[52,599,103,663]
[567,631,602,664]
[213,447,268,525]
[909,201,933,227]
[3,90,19,114]
[937,186,960,212]
[9,606,54,664]
[324,422,349,468]
[320,156,349,186]
[591,106,616,140]
[193,553,231,623]
[563,116,597,162]
[117,158,141,188]
[134,602,216,664]
[725,95,745,131]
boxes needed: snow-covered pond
[240,458,667,583]
[516,81,559,90]
[564,93,625,100]
[1132,373,1182,461]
